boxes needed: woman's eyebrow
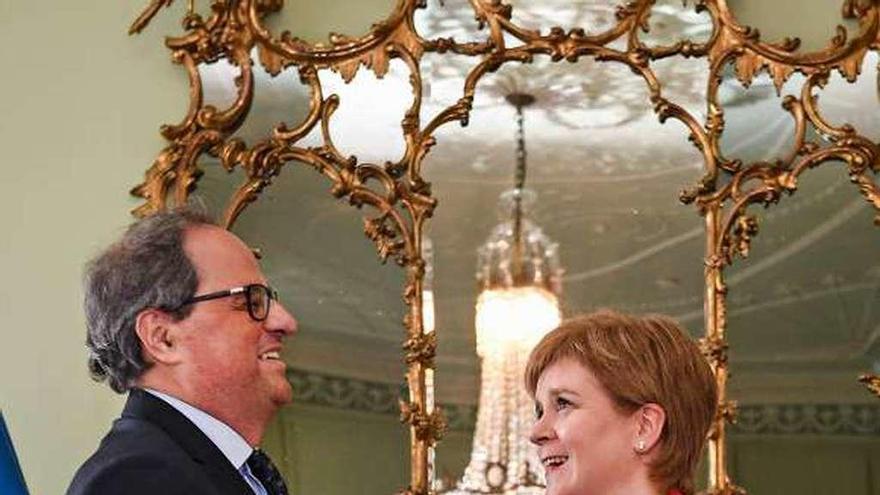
[548,387,580,398]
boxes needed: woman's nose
[529,415,551,446]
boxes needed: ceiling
[193,0,880,406]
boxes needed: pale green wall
[0,2,188,494]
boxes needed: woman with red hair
[525,309,717,495]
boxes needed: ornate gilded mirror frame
[128,1,880,493]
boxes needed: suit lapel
[123,389,253,495]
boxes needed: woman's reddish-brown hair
[524,309,717,494]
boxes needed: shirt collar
[143,388,253,469]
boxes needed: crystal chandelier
[447,94,563,494]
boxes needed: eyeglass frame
[175,283,279,322]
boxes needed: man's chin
[271,383,294,406]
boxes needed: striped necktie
[246,449,289,495]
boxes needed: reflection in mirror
[641,0,713,48]
[724,165,880,493]
[717,66,802,166]
[415,0,712,53]
[202,46,414,163]
[713,51,877,177]
[200,56,313,145]
[414,0,490,45]
[422,45,708,490]
[196,156,408,493]
[262,0,397,45]
[814,50,880,142]
[728,0,861,52]
[195,155,245,220]
[305,61,412,164]
[506,0,628,37]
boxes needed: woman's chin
[545,464,571,495]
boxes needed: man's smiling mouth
[258,350,281,360]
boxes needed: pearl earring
[635,440,646,453]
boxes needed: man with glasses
[67,209,297,495]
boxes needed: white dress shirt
[144,388,268,495]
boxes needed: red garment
[668,490,684,495]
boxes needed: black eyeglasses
[177,283,279,321]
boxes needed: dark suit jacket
[67,389,255,495]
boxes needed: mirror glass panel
[414,0,490,44]
[728,0,861,52]
[506,0,627,36]
[816,51,880,143]
[199,56,312,145]
[235,165,408,495]
[263,0,397,45]
[716,66,800,166]
[196,50,410,492]
[419,0,713,484]
[725,164,880,493]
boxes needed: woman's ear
[633,403,666,455]
[134,308,183,365]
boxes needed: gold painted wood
[128,1,880,493]
[860,374,880,398]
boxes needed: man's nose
[267,301,298,336]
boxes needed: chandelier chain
[514,103,527,193]
[512,103,528,277]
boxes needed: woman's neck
[601,471,662,495]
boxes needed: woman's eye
[555,397,572,410]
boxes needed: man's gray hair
[83,208,216,393]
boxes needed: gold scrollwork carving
[403,332,437,367]
[860,374,880,398]
[399,400,447,444]
[129,1,880,493]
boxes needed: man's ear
[633,402,666,455]
[134,308,184,365]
